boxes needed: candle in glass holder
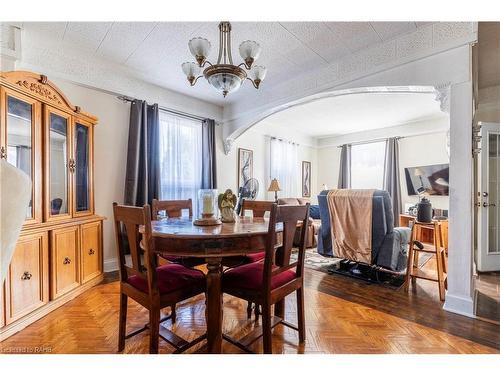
[202,192,214,215]
[194,189,221,226]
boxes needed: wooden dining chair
[152,198,193,219]
[231,199,274,318]
[112,202,206,354]
[151,198,206,266]
[222,203,310,354]
[151,199,207,323]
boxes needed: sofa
[278,197,320,248]
[317,190,411,272]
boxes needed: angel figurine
[218,189,237,223]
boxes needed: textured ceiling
[254,92,447,138]
[21,22,432,105]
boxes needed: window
[270,138,299,198]
[158,110,202,213]
[350,141,386,189]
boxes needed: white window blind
[158,110,202,213]
[350,141,386,189]
[270,138,299,198]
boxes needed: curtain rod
[117,95,214,123]
[337,136,405,148]
[269,135,300,146]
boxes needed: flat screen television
[404,163,449,196]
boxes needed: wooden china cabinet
[0,71,104,341]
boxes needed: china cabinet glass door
[45,106,72,221]
[1,88,42,224]
[73,120,93,215]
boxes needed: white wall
[317,146,341,192]
[399,132,450,210]
[316,117,450,210]
[216,123,318,203]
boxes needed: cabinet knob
[0,146,6,160]
[68,159,76,172]
[21,271,32,280]
[88,248,95,255]
[63,257,71,265]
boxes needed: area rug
[290,248,342,272]
[292,248,433,290]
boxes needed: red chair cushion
[162,255,206,267]
[127,264,205,295]
[223,262,296,291]
[221,251,265,268]
[245,251,265,263]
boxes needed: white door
[478,122,500,271]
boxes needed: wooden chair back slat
[263,204,310,292]
[240,199,274,218]
[152,198,193,219]
[125,220,144,275]
[112,203,157,293]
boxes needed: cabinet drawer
[80,221,102,283]
[4,232,49,324]
[51,226,80,299]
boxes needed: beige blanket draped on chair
[327,189,375,264]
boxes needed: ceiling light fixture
[181,22,267,98]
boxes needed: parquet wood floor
[1,264,499,354]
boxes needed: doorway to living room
[222,85,463,307]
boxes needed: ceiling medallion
[182,22,267,98]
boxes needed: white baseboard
[443,292,475,318]
[103,258,119,272]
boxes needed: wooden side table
[404,221,448,301]
[399,214,448,252]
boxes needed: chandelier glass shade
[182,22,267,97]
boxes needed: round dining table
[148,216,282,354]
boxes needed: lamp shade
[414,168,424,177]
[267,178,281,192]
[250,65,267,82]
[181,62,201,78]
[188,37,211,59]
[239,40,262,61]
[207,71,243,97]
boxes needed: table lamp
[414,167,425,191]
[267,178,281,203]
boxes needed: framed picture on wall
[302,161,311,197]
[238,148,253,189]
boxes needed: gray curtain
[338,144,351,189]
[383,137,401,226]
[201,118,217,189]
[124,100,160,207]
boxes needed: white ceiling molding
[222,22,477,147]
[253,91,446,139]
[316,116,449,148]
[222,85,440,154]
[434,83,451,114]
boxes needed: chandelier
[181,22,267,98]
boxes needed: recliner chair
[317,189,411,272]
